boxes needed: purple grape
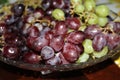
[84,25,102,39]
[92,33,107,51]
[41,46,55,60]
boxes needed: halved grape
[93,46,108,58]
[76,53,89,63]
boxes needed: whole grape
[95,5,110,17]
[52,9,65,21]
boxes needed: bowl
[0,0,120,74]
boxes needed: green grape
[84,0,95,11]
[88,13,98,25]
[76,53,89,63]
[74,4,85,14]
[78,25,87,31]
[52,9,65,21]
[70,0,82,6]
[82,39,94,54]
[98,17,108,27]
[93,46,108,58]
[95,5,110,17]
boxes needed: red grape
[2,45,20,59]
[23,52,41,64]
[50,35,64,52]
[84,25,102,39]
[62,42,81,63]
[66,31,85,44]
[66,17,81,30]
[54,21,68,36]
[92,33,107,51]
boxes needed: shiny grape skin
[27,26,40,38]
[92,33,107,52]
[66,17,81,30]
[62,42,81,63]
[50,35,64,52]
[52,0,65,9]
[41,0,52,10]
[23,52,41,64]
[84,25,102,39]
[66,31,85,44]
[106,33,120,50]
[33,35,49,51]
[2,45,20,59]
[11,4,25,17]
[54,21,68,37]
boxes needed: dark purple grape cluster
[0,0,120,66]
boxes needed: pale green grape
[93,46,108,58]
[78,25,87,31]
[76,53,89,63]
[52,9,65,21]
[88,13,98,25]
[70,0,82,6]
[95,5,110,17]
[82,39,94,54]
[74,4,85,14]
[84,0,95,11]
[98,17,108,27]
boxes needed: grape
[33,35,49,51]
[74,4,85,14]
[66,17,81,30]
[2,45,20,59]
[62,42,81,63]
[58,52,70,64]
[93,46,108,58]
[108,22,120,34]
[5,15,20,25]
[76,53,89,63]
[41,0,52,10]
[52,9,65,21]
[23,52,41,64]
[52,0,65,9]
[78,25,86,32]
[54,21,68,36]
[84,25,102,39]
[41,46,55,60]
[95,5,110,17]
[82,39,94,54]
[84,0,95,11]
[70,0,82,6]
[106,33,120,50]
[98,17,108,27]
[27,26,40,37]
[46,53,61,65]
[0,23,6,35]
[66,31,85,44]
[50,35,64,52]
[33,8,44,19]
[93,33,107,51]
[11,4,25,17]
[88,13,98,25]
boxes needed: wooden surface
[0,59,120,80]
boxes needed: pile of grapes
[0,0,120,66]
